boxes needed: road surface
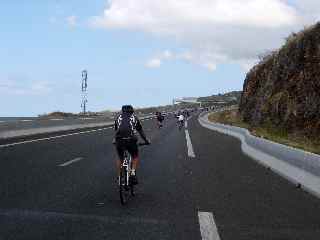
[0,114,320,239]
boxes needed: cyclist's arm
[114,118,118,131]
[135,118,148,142]
[112,118,118,144]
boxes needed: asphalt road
[0,114,320,239]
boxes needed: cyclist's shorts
[157,117,164,122]
[115,138,139,160]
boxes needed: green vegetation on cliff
[239,22,320,143]
[198,91,242,106]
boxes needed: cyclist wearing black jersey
[156,111,164,128]
[114,105,150,185]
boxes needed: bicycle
[119,142,149,205]
[178,120,184,131]
[157,120,163,129]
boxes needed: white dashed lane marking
[198,212,221,240]
[59,157,83,167]
[185,129,195,158]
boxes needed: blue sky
[0,0,318,116]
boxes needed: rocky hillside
[239,23,320,138]
[198,91,242,106]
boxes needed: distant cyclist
[177,113,184,130]
[114,105,150,185]
[156,111,164,128]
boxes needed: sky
[0,0,320,116]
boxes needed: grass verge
[208,110,320,155]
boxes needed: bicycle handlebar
[112,139,150,146]
[138,142,150,146]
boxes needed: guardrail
[199,111,320,199]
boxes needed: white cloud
[66,15,77,27]
[291,0,320,22]
[91,0,298,30]
[91,0,320,71]
[145,50,175,68]
[0,78,52,96]
[146,49,222,71]
[145,58,162,68]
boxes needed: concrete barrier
[0,115,155,140]
[199,112,320,199]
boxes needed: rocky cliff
[239,23,320,138]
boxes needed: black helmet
[122,105,134,113]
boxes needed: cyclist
[177,113,184,130]
[156,111,164,128]
[114,105,150,185]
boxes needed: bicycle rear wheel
[129,175,135,197]
[119,167,129,205]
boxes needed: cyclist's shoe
[129,174,138,185]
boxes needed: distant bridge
[173,97,227,106]
[173,97,202,106]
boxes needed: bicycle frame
[119,150,134,205]
[122,151,132,186]
[178,120,184,130]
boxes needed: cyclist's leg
[127,141,139,184]
[115,140,125,177]
[181,120,184,128]
[128,141,139,172]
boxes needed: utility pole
[81,70,88,115]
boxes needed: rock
[239,22,320,139]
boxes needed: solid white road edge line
[185,129,195,158]
[50,119,64,121]
[198,212,221,240]
[0,127,114,148]
[21,120,33,122]
[59,157,83,167]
